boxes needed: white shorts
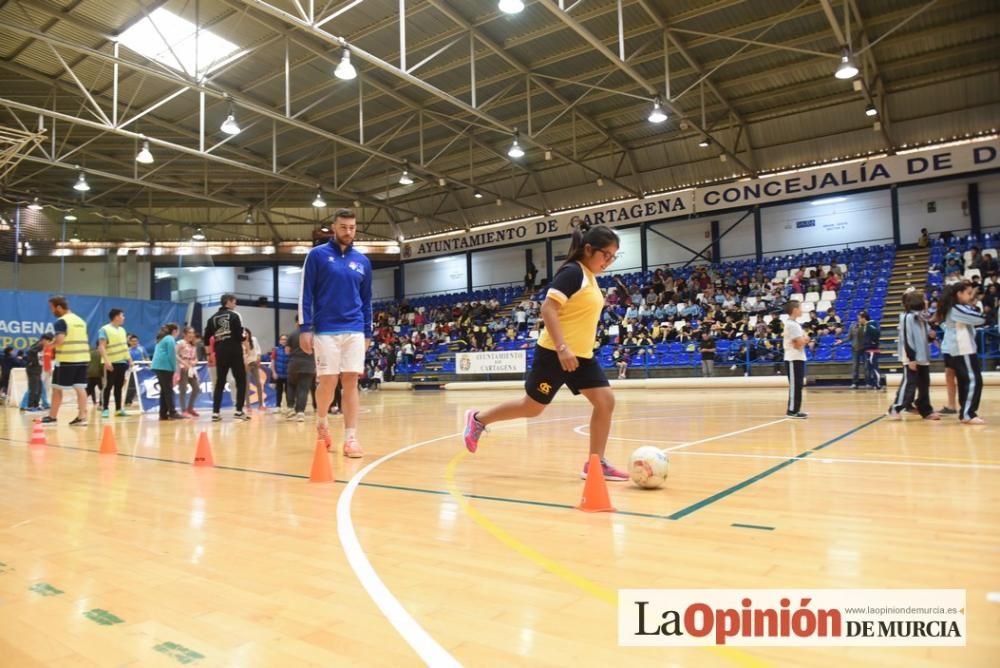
[314,333,365,376]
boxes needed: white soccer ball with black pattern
[629,446,669,489]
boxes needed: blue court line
[731,523,775,531]
[667,415,884,520]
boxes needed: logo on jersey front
[537,382,552,395]
[347,261,365,275]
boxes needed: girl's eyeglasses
[595,248,620,263]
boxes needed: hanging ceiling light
[69,229,81,243]
[834,47,859,80]
[28,197,43,211]
[0,215,9,231]
[136,140,154,164]
[73,171,91,192]
[507,131,525,158]
[399,164,414,185]
[320,224,330,233]
[312,188,326,208]
[473,189,483,199]
[244,209,253,224]
[864,102,878,117]
[498,0,524,14]
[64,213,77,221]
[648,96,667,124]
[698,137,711,148]
[192,227,206,241]
[334,47,357,80]
[220,101,241,135]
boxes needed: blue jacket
[298,240,373,336]
[151,335,177,373]
[272,345,289,378]
[862,321,880,350]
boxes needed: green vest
[100,324,129,363]
[56,312,90,363]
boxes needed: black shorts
[52,362,88,389]
[525,346,609,405]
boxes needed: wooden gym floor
[1,386,997,667]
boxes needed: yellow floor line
[445,451,770,668]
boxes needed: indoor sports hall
[1,1,998,666]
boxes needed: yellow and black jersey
[538,261,604,359]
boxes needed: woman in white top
[243,328,264,411]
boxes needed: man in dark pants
[24,333,53,411]
[848,312,867,389]
[862,314,885,391]
[203,294,249,422]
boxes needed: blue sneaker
[100,409,109,418]
[463,409,486,453]
[116,410,127,417]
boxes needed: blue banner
[132,362,274,413]
[0,289,186,353]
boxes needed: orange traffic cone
[98,425,117,455]
[193,431,214,467]
[309,439,334,483]
[30,419,46,446]
[576,453,616,513]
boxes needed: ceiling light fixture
[498,0,524,14]
[473,189,483,199]
[136,140,154,164]
[698,137,710,148]
[648,96,667,123]
[399,164,414,185]
[312,188,326,207]
[220,100,241,135]
[64,213,78,222]
[834,47,859,80]
[69,229,81,243]
[334,47,357,80]
[192,227,206,241]
[28,197,43,211]
[865,102,878,117]
[73,171,91,192]
[507,130,525,158]
[244,209,253,224]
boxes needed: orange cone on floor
[98,425,117,455]
[576,453,616,513]
[30,419,46,446]
[309,439,334,483]
[193,431,214,467]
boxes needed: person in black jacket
[203,294,249,421]
[862,315,885,390]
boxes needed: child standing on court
[887,292,939,420]
[462,223,629,481]
[937,280,986,424]
[783,301,808,418]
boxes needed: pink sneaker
[463,409,486,453]
[962,417,986,425]
[318,423,333,451]
[343,436,363,458]
[886,410,902,420]
[580,457,630,481]
[188,408,200,417]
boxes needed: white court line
[337,412,594,667]
[668,449,1000,470]
[574,417,789,449]
[337,431,464,668]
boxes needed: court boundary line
[667,415,884,520]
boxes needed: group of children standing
[785,280,987,424]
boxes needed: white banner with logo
[402,138,999,260]
[619,589,966,647]
[455,350,527,375]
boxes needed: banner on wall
[132,362,274,413]
[455,350,526,375]
[402,137,1000,260]
[0,289,186,352]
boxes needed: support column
[753,206,762,262]
[710,219,721,263]
[640,222,648,273]
[968,182,981,238]
[466,252,473,294]
[545,238,554,283]
[272,264,280,345]
[890,185,900,247]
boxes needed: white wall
[1,258,152,299]
[647,218,713,267]
[405,255,466,296]
[976,171,1000,234]
[760,190,892,255]
[237,304,278,352]
[897,180,971,243]
[372,267,395,300]
[471,245,529,288]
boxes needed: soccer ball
[629,446,669,489]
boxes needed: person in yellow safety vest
[98,308,130,419]
[41,295,90,427]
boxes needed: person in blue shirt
[125,334,146,407]
[151,323,180,421]
[298,209,372,458]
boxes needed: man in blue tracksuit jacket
[298,208,372,458]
